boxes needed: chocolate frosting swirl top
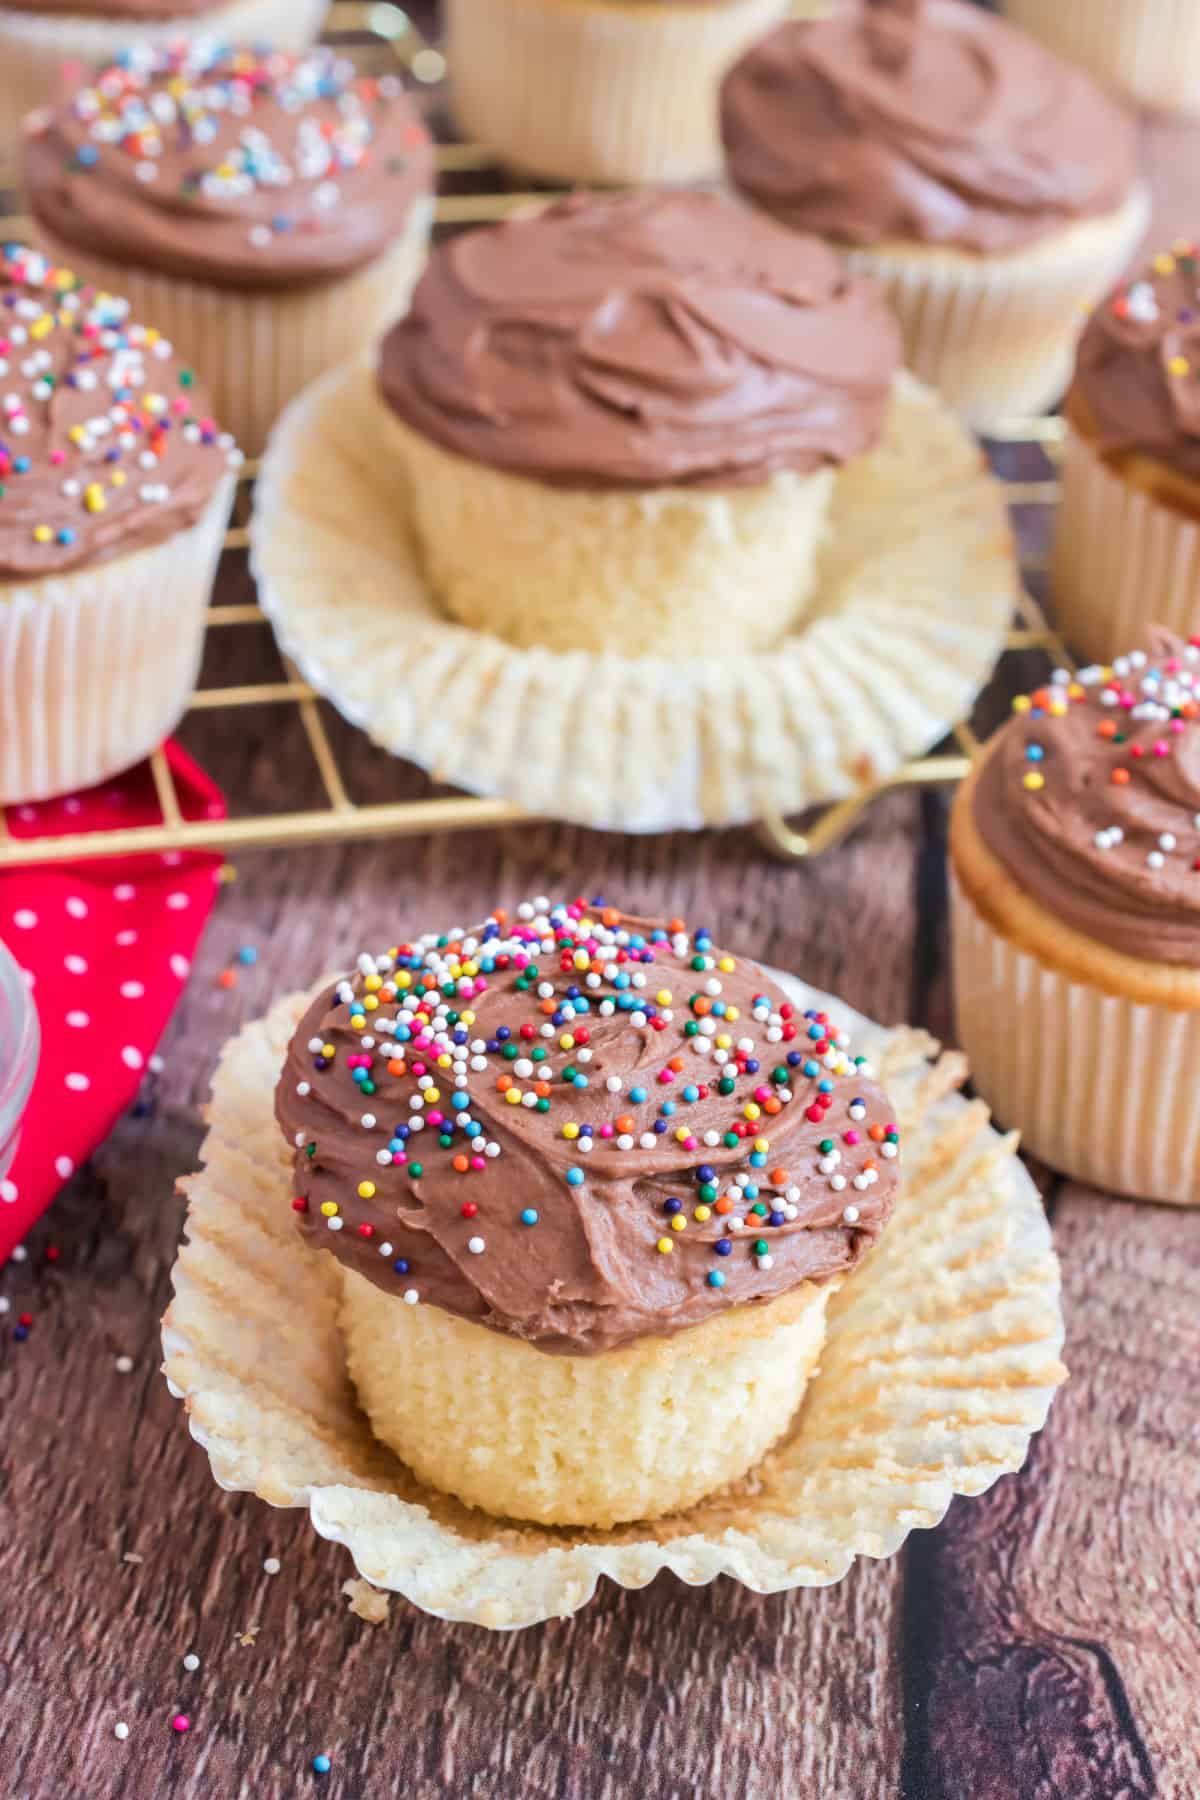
[23,45,434,293]
[275,901,902,1354]
[1071,247,1200,482]
[0,245,239,579]
[378,189,902,489]
[973,633,1200,965]
[720,1,1137,255]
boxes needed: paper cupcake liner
[161,968,1065,1629]
[844,187,1150,432]
[33,201,432,460]
[0,475,234,806]
[446,0,787,185]
[951,872,1200,1205]
[251,363,1018,833]
[1005,0,1200,116]
[1051,423,1200,665]
[0,0,329,141]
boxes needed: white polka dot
[65,1072,90,1092]
[162,853,183,868]
[113,884,136,902]
[119,980,145,999]
[54,1156,74,1180]
[16,805,36,822]
[105,789,126,809]
[121,1046,144,1071]
[65,896,88,920]
[12,909,36,929]
[63,796,82,815]
[115,929,138,947]
[0,1179,17,1203]
[64,954,87,974]
[169,954,190,980]
[21,968,34,990]
[65,1010,90,1028]
[165,892,190,911]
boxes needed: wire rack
[0,3,1074,872]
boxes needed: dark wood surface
[3,77,1200,1800]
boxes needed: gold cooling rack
[0,2,1072,871]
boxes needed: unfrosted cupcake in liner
[273,901,903,1527]
[950,633,1200,1206]
[1053,247,1200,665]
[376,188,902,658]
[721,0,1148,431]
[1005,0,1200,118]
[0,245,238,806]
[445,0,787,187]
[24,43,435,457]
[0,0,329,139]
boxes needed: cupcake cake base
[251,362,1018,833]
[162,971,1065,1631]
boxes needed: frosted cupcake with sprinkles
[23,42,435,455]
[272,901,902,1527]
[950,631,1200,1205]
[0,246,238,805]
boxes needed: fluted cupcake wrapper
[951,871,1200,1206]
[844,187,1150,432]
[0,0,330,142]
[252,362,1018,833]
[1051,423,1200,666]
[161,970,1065,1630]
[446,0,787,185]
[0,474,234,806]
[33,201,433,460]
[1005,0,1200,116]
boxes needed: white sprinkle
[378,1242,394,1257]
[403,1289,419,1304]
[115,1355,133,1374]
[327,1217,344,1232]
[114,1723,130,1742]
[263,1557,281,1575]
[830,1174,847,1192]
[842,1205,860,1224]
[1159,833,1177,852]
[182,1653,200,1672]
[296,1081,311,1097]
[467,1236,485,1254]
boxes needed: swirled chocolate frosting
[377,189,902,489]
[720,1,1137,255]
[1071,248,1200,482]
[23,45,433,293]
[973,633,1200,965]
[275,902,901,1354]
[0,245,238,579]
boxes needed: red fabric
[0,743,225,1261]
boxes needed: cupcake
[721,0,1149,430]
[445,0,788,187]
[950,634,1200,1205]
[274,900,903,1526]
[23,43,436,456]
[1053,247,1200,664]
[0,0,330,139]
[0,244,238,807]
[1005,0,1200,118]
[376,188,902,658]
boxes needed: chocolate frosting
[973,633,1200,965]
[1071,248,1200,482]
[0,245,239,579]
[23,45,434,294]
[275,902,901,1354]
[720,0,1137,255]
[378,189,901,489]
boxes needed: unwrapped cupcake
[376,188,902,657]
[951,634,1200,1205]
[721,0,1148,430]
[23,43,435,456]
[1005,0,1200,119]
[274,900,902,1525]
[445,0,787,186]
[0,245,239,806]
[0,0,329,139]
[1053,247,1200,664]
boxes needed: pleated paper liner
[251,363,1019,833]
[161,970,1066,1631]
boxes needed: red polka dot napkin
[0,743,225,1263]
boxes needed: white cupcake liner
[1051,422,1200,665]
[951,871,1200,1205]
[251,363,1018,833]
[0,0,330,142]
[33,199,433,460]
[845,186,1150,432]
[446,0,788,185]
[0,474,234,806]
[1005,0,1200,116]
[161,968,1065,1630]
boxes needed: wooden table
[3,88,1200,1800]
